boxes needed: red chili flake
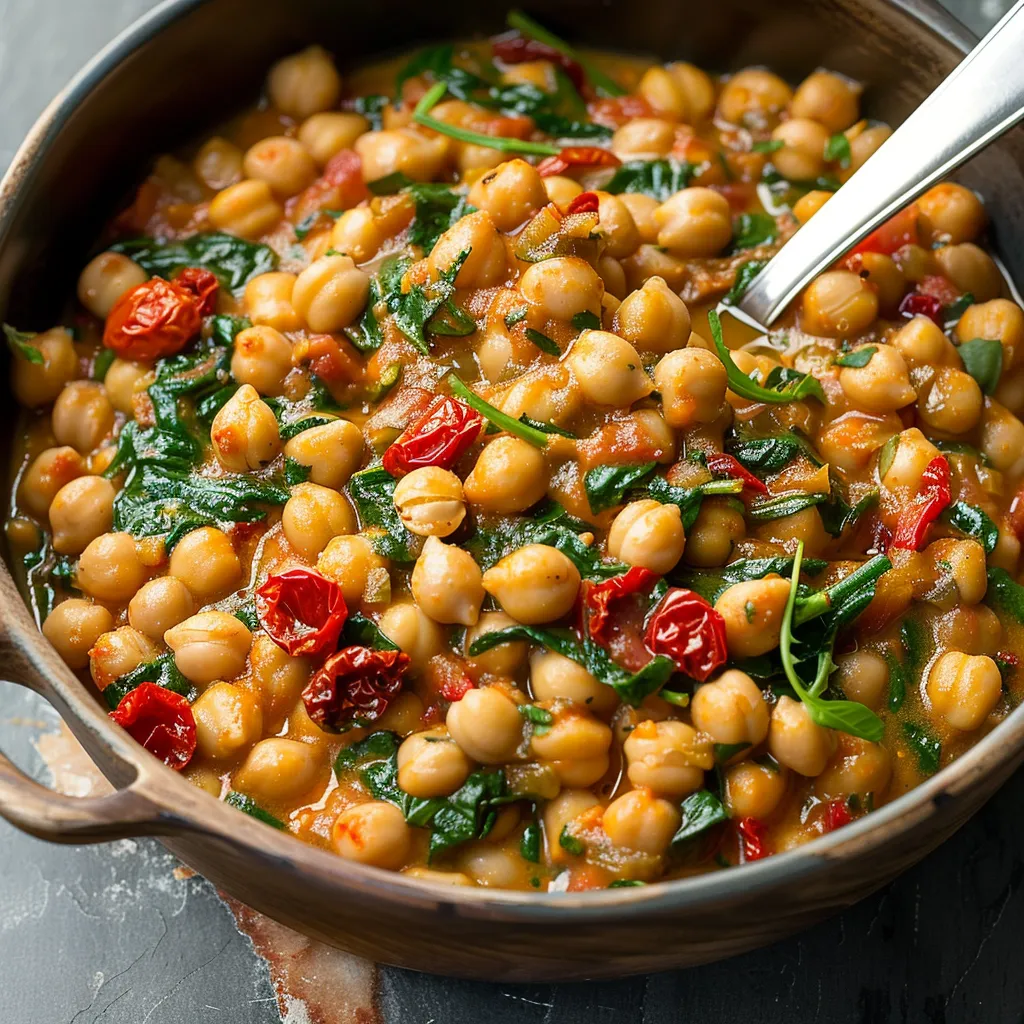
[173,267,219,316]
[566,190,600,215]
[737,816,770,861]
[823,798,855,832]
[256,568,348,658]
[890,455,951,551]
[302,646,410,731]
[996,650,1020,668]
[103,277,204,361]
[916,274,962,308]
[440,674,475,702]
[492,33,586,92]
[850,204,920,257]
[898,290,943,326]
[644,588,728,682]
[536,146,621,178]
[584,566,658,643]
[382,393,483,477]
[109,683,196,771]
[705,452,768,495]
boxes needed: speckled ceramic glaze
[2,0,1023,981]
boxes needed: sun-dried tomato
[173,267,219,316]
[584,567,658,643]
[587,95,654,129]
[109,683,196,770]
[645,588,728,682]
[823,798,855,833]
[103,277,204,361]
[322,149,371,207]
[566,191,600,215]
[256,568,348,658]
[705,452,769,495]
[302,646,410,730]
[850,204,920,257]
[898,290,943,326]
[916,274,961,308]
[492,33,586,92]
[536,146,621,178]
[890,455,951,550]
[382,393,483,477]
[737,816,769,861]
[440,674,475,702]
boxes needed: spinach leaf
[225,791,286,830]
[571,310,601,331]
[405,182,474,253]
[604,160,695,201]
[335,730,401,772]
[102,652,195,710]
[824,132,852,167]
[525,328,561,355]
[520,820,541,862]
[584,462,658,514]
[672,555,827,604]
[4,324,44,364]
[352,94,389,130]
[747,492,827,522]
[234,600,259,631]
[731,212,778,251]
[671,790,729,851]
[278,414,335,441]
[726,431,821,473]
[958,337,1003,395]
[835,346,877,368]
[902,721,941,775]
[884,651,908,712]
[723,260,767,305]
[817,487,878,538]
[942,292,974,326]
[646,474,744,529]
[751,139,784,154]
[901,617,929,680]
[985,566,1024,621]
[342,612,401,651]
[348,464,416,562]
[942,501,999,553]
[534,113,611,140]
[428,770,508,860]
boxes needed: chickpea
[377,601,445,672]
[839,344,916,413]
[281,421,360,492]
[654,347,727,428]
[768,696,836,776]
[234,737,325,804]
[298,112,370,166]
[19,446,84,518]
[88,626,158,690]
[991,527,1021,575]
[168,526,241,601]
[624,719,712,798]
[242,136,317,198]
[981,400,1024,476]
[402,866,474,886]
[192,136,244,191]
[637,66,689,120]
[127,576,195,641]
[11,327,77,408]
[714,578,792,659]
[482,544,580,624]
[496,363,583,427]
[333,801,411,869]
[631,408,677,464]
[791,70,861,132]
[519,257,603,321]
[530,649,617,715]
[717,68,793,126]
[691,670,770,747]
[393,466,466,538]
[463,436,547,514]
[456,843,522,888]
[802,270,879,337]
[611,118,676,160]
[918,182,986,244]
[248,633,311,731]
[614,277,691,355]
[588,192,639,261]
[668,62,716,121]
[243,274,303,333]
[843,124,892,179]
[815,735,892,801]
[267,45,342,119]
[619,193,660,244]
[192,682,263,760]
[755,505,829,559]
[291,254,369,333]
[531,707,612,783]
[165,611,253,685]
[848,252,905,311]
[354,127,448,183]
[317,534,388,607]
[655,187,733,257]
[934,243,1002,302]
[207,179,284,239]
[881,427,941,492]
[76,252,147,319]
[374,691,425,737]
[76,532,146,602]
[446,685,523,764]
[210,384,282,472]
[411,535,484,626]
[891,315,960,370]
[602,788,681,856]
[723,761,788,819]
[103,359,150,415]
[956,300,1024,373]
[917,367,983,435]
[565,330,652,407]
[770,118,829,182]
[543,174,583,209]
[793,190,831,224]
[834,649,889,710]
[607,500,686,574]
[397,727,474,798]
[51,381,114,454]
[47,475,114,555]
[282,482,355,561]
[428,210,506,288]
[544,789,600,863]
[466,611,530,679]
[929,537,988,605]
[940,604,1003,657]
[42,599,115,670]
[467,159,547,232]
[684,497,746,567]
[927,651,1002,731]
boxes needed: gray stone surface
[1,1,1020,1020]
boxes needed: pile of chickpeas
[8,37,1024,891]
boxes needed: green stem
[447,373,550,449]
[779,541,808,700]
[659,689,691,709]
[792,553,891,626]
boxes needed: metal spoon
[732,0,1024,330]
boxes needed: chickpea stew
[7,11,1024,891]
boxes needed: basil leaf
[731,212,778,251]
[902,721,941,775]
[942,501,999,553]
[824,132,852,167]
[348,464,416,562]
[525,327,560,355]
[958,337,1003,395]
[225,791,286,830]
[802,690,886,741]
[604,160,695,201]
[835,346,877,368]
[584,462,658,515]
[671,790,728,850]
[4,324,44,364]
[572,310,601,331]
[102,652,195,710]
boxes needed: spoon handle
[735,0,1024,328]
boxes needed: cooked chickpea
[592,192,640,260]
[103,359,150,415]
[76,252,147,318]
[815,735,892,801]
[42,599,115,670]
[463,436,547,514]
[611,118,676,160]
[354,127,448,183]
[637,66,689,120]
[428,210,506,288]
[19,446,84,518]
[718,68,792,126]
[793,190,831,224]
[267,45,342,119]
[768,696,836,776]
[127,576,195,641]
[606,500,686,574]
[714,578,792,659]
[668,62,715,120]
[88,626,158,690]
[393,466,466,538]
[76,532,146,602]
[191,681,263,760]
[298,112,370,166]
[802,270,879,337]
[465,611,530,678]
[723,761,789,819]
[981,400,1024,475]
[624,719,712,798]
[770,118,829,182]
[566,330,652,407]
[283,419,362,490]
[839,344,916,413]
[654,187,733,257]
[168,526,241,601]
[411,535,484,626]
[543,174,583,209]
[402,866,474,886]
[881,427,941,492]
[467,159,548,232]
[397,727,474,798]
[927,651,1002,731]
[249,634,311,731]
[844,124,892,178]
[332,800,412,869]
[691,670,770,747]
[614,277,691,354]
[917,367,983,434]
[602,788,681,855]
[834,649,890,710]
[243,273,303,333]
[891,315,960,370]
[48,475,114,555]
[291,254,370,333]
[519,257,603,321]
[377,600,446,672]
[210,384,282,472]
[619,193,660,244]
[654,347,727,428]
[857,253,908,311]
[207,179,283,239]
[957,300,1024,373]
[52,381,114,454]
[192,136,244,191]
[542,789,598,862]
[445,685,523,764]
[481,543,580,624]
[531,707,613,786]
[790,70,860,132]
[930,538,988,605]
[529,649,617,715]
[11,327,78,408]
[934,243,1002,302]
[165,611,253,685]
[234,737,325,804]
[317,533,388,606]
[684,496,746,567]
[918,182,986,244]
[242,136,317,198]
[282,482,356,560]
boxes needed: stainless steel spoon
[732,0,1024,330]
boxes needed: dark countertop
[1,2,1020,1020]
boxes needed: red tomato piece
[584,566,658,643]
[302,646,410,730]
[823,798,855,833]
[898,291,943,326]
[587,95,654,129]
[256,568,348,658]
[440,674,476,702]
[382,394,483,477]
[566,191,600,215]
[916,274,961,308]
[109,683,196,770]
[103,277,204,361]
[537,146,621,178]
[173,267,219,316]
[890,455,951,550]
[849,204,920,257]
[705,452,769,495]
[322,148,371,207]
[737,816,770,861]
[492,34,586,92]
[644,588,728,682]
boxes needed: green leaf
[958,337,1003,395]
[646,474,744,530]
[278,414,336,441]
[102,652,195,710]
[447,372,549,449]
[731,212,778,251]
[726,430,821,473]
[405,182,474,253]
[604,160,695,201]
[234,600,259,631]
[283,457,311,486]
[942,501,999,553]
[342,612,401,651]
[877,434,900,480]
[835,346,877,368]
[367,171,414,195]
[352,94,389,130]
[518,703,554,735]
[723,260,767,305]
[335,730,400,772]
[525,327,561,356]
[713,742,750,763]
[985,566,1024,622]
[824,132,852,168]
[520,821,541,863]
[518,415,576,439]
[751,139,784,154]
[902,721,941,775]
[348,464,416,562]
[571,310,601,332]
[584,462,658,514]
[672,555,827,604]
[671,790,729,850]
[933,439,990,466]
[559,824,586,856]
[747,492,827,522]
[942,292,974,325]
[225,791,286,830]
[3,324,44,364]
[901,617,929,679]
[884,651,907,712]
[92,347,117,381]
[504,307,529,328]
[608,879,648,887]
[428,770,508,860]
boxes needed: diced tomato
[566,191,600,214]
[440,675,475,702]
[890,455,951,550]
[645,588,728,682]
[537,146,620,178]
[823,798,855,832]
[737,817,770,861]
[173,267,219,316]
[705,452,768,494]
[849,204,920,257]
[898,291,943,326]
